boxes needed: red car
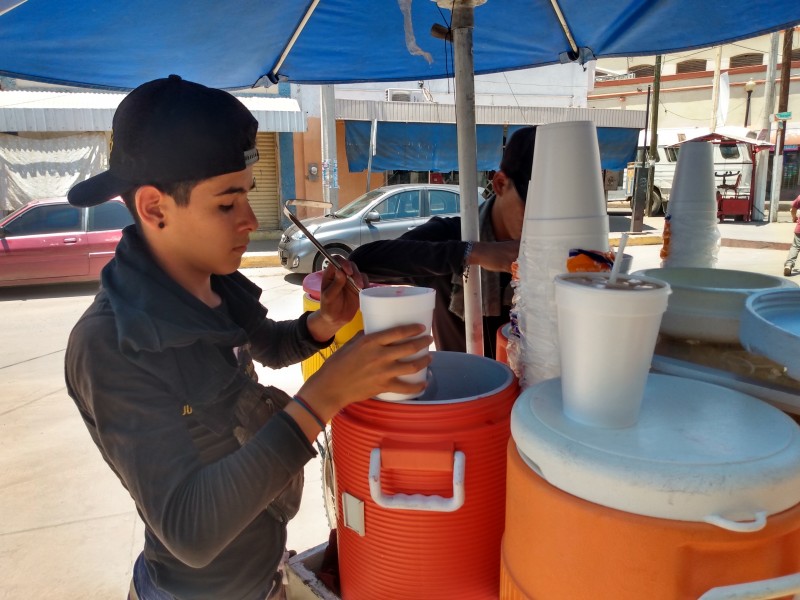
[0,197,133,287]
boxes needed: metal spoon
[283,202,362,294]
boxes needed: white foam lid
[511,374,800,529]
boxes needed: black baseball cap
[500,126,537,203]
[68,75,259,207]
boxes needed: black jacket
[65,226,329,600]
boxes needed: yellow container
[301,293,364,380]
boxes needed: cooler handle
[703,511,767,533]
[698,572,800,599]
[368,448,465,512]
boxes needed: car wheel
[313,245,351,272]
[647,189,664,216]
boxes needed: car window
[3,204,83,236]
[89,202,134,231]
[429,190,459,216]
[719,144,742,160]
[373,190,420,221]
[334,189,385,218]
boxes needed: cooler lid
[511,374,800,528]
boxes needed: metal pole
[630,85,651,232]
[769,27,794,223]
[710,46,722,131]
[754,32,780,221]
[320,85,339,213]
[451,2,484,355]
[744,90,753,127]
[646,56,662,217]
[365,119,377,194]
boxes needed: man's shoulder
[68,294,118,350]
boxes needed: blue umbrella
[2,0,798,352]
[0,0,798,90]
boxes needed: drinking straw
[609,232,629,285]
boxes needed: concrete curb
[240,253,282,268]
[609,232,663,247]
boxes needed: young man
[784,193,800,276]
[350,126,536,358]
[64,75,431,600]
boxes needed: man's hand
[306,260,367,342]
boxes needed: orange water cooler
[502,374,800,600]
[331,352,518,600]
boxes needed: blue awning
[345,121,639,173]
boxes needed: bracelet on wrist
[292,395,326,430]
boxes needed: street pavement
[1,213,797,599]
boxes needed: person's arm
[349,216,468,279]
[791,197,799,222]
[247,311,332,368]
[65,313,315,568]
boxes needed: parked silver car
[279,184,484,274]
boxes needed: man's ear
[135,186,167,231]
[492,170,513,197]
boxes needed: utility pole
[630,85,651,232]
[709,47,723,131]
[754,32,780,221]
[646,55,662,218]
[769,28,794,223]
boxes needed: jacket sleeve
[350,216,468,281]
[65,312,316,568]
[246,311,332,368]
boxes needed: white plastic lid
[511,374,800,529]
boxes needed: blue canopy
[0,0,798,90]
[345,121,640,172]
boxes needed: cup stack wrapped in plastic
[510,121,610,388]
[659,141,721,268]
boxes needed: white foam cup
[523,215,610,238]
[525,121,607,220]
[668,141,717,211]
[359,286,436,401]
[553,272,671,428]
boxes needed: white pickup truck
[623,129,753,215]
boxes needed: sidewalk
[243,213,796,269]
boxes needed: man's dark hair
[499,126,537,203]
[120,180,200,223]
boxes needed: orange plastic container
[500,439,800,600]
[495,322,510,365]
[332,352,518,600]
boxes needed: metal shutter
[251,133,280,230]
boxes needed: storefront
[0,90,305,228]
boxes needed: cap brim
[68,171,132,207]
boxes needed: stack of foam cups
[514,121,610,388]
[660,141,721,268]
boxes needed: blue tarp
[345,121,639,172]
[0,1,798,90]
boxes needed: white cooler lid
[511,374,800,529]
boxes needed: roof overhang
[0,90,306,132]
[669,131,774,150]
[335,99,647,129]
